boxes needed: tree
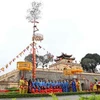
[85,53,100,64]
[80,53,100,73]
[26,1,42,21]
[24,53,54,68]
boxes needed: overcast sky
[0,0,100,75]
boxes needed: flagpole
[26,1,43,80]
[32,19,36,79]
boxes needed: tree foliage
[81,53,100,73]
[24,53,54,68]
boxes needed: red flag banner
[0,43,55,72]
[0,43,35,71]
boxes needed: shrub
[6,87,18,91]
[79,94,100,100]
[0,91,99,98]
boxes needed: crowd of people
[19,77,81,94]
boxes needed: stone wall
[0,82,18,89]
[1,69,100,82]
[0,70,20,82]
[0,69,100,90]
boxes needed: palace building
[49,53,81,70]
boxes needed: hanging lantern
[17,61,32,71]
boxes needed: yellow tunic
[76,80,82,92]
[23,81,28,94]
[19,79,24,86]
[19,79,24,94]
[93,84,97,91]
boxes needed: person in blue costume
[32,79,36,92]
[63,80,67,92]
[42,80,45,89]
[60,80,64,92]
[50,80,54,88]
[49,80,52,88]
[38,79,42,92]
[35,79,40,92]
[72,79,77,92]
[66,80,70,92]
[45,80,48,88]
[65,80,69,92]
[39,79,43,89]
[58,80,61,87]
[53,80,56,88]
[63,80,68,92]
[57,80,60,87]
[55,80,58,88]
[43,80,47,89]
[58,80,62,88]
[46,80,50,88]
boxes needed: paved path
[0,94,92,100]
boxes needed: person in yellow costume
[23,78,28,94]
[76,79,80,92]
[93,83,97,91]
[93,78,98,91]
[19,77,24,94]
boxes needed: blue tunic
[51,82,55,88]
[42,81,45,87]
[39,81,43,87]
[65,81,69,92]
[63,82,67,92]
[47,82,51,88]
[55,82,58,87]
[61,82,64,92]
[32,81,36,88]
[72,81,77,92]
[57,82,60,87]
